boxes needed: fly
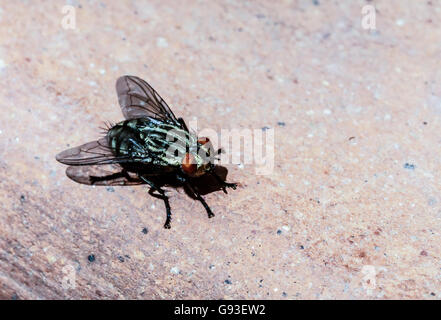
[56,75,237,229]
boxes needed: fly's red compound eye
[197,137,210,145]
[181,153,197,175]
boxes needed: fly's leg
[140,176,172,229]
[209,165,237,194]
[149,189,172,229]
[186,183,215,219]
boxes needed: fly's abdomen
[107,121,134,156]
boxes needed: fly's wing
[56,137,130,166]
[66,164,143,186]
[116,75,181,125]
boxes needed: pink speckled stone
[0,0,440,299]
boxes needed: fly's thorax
[156,122,194,166]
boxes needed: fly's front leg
[140,176,172,229]
[209,164,237,194]
[185,182,215,219]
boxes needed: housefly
[56,75,237,229]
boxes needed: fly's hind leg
[140,176,172,229]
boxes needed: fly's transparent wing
[116,75,180,124]
[56,138,130,166]
[66,164,143,186]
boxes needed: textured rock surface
[1,0,441,299]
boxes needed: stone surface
[1,0,441,299]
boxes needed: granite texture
[0,0,440,299]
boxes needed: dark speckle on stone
[277,229,282,235]
[313,0,319,5]
[88,254,95,263]
[423,121,428,125]
[224,279,232,285]
[431,292,436,296]
[277,121,286,127]
[118,255,125,262]
[20,195,26,203]
[262,126,270,131]
[142,227,148,234]
[282,292,287,297]
[11,294,18,300]
[106,187,115,192]
[404,163,416,170]
[299,245,304,250]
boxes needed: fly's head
[181,137,214,177]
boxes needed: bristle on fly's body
[99,120,116,135]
